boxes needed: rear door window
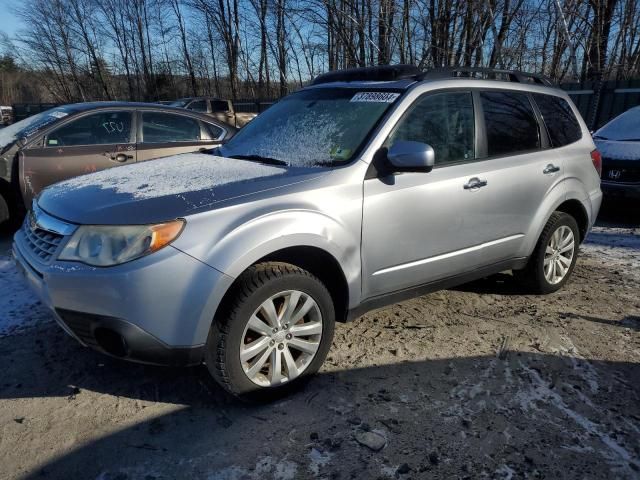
[480,91,540,157]
[386,91,475,165]
[142,112,203,143]
[532,94,582,147]
[46,111,133,147]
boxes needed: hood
[594,138,640,161]
[38,153,328,225]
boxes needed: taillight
[590,149,602,177]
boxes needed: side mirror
[387,141,435,172]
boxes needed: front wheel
[205,262,335,400]
[515,212,580,294]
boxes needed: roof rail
[421,67,554,86]
[311,64,422,85]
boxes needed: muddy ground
[0,198,639,480]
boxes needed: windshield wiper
[228,154,288,166]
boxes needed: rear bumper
[12,233,234,367]
[601,181,640,199]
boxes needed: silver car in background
[13,65,602,399]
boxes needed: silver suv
[13,66,602,399]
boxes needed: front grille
[22,216,65,263]
[602,158,640,183]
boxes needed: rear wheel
[515,212,579,294]
[205,262,335,400]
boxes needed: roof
[308,65,556,91]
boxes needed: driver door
[20,110,136,205]
[361,91,486,298]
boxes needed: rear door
[20,110,136,204]
[473,90,563,264]
[136,111,226,161]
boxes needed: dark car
[0,102,235,226]
[593,106,640,199]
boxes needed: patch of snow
[515,363,637,471]
[594,106,640,141]
[0,254,52,336]
[494,464,516,480]
[582,227,640,279]
[207,456,297,480]
[594,138,640,160]
[307,448,332,476]
[45,153,288,201]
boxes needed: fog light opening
[94,328,128,358]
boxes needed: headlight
[58,220,185,267]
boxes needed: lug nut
[286,333,292,340]
[283,323,289,330]
[272,327,279,333]
[278,343,285,350]
[269,340,275,347]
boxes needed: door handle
[463,177,488,190]
[543,164,560,174]
[111,153,133,162]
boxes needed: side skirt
[346,257,528,322]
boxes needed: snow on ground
[582,226,640,278]
[0,253,52,336]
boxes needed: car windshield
[169,99,191,108]
[0,105,78,152]
[595,107,640,141]
[219,88,401,167]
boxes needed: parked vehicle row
[11,65,602,400]
[169,97,257,128]
[0,102,235,227]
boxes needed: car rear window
[533,94,582,147]
[480,91,540,157]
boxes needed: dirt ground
[1,198,639,480]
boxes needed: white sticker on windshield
[49,111,68,119]
[350,92,400,103]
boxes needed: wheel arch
[555,198,589,242]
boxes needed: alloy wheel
[543,225,575,285]
[240,290,323,387]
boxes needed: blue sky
[0,0,21,40]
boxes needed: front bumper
[601,181,640,199]
[13,229,234,366]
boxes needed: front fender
[173,208,362,308]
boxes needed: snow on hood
[46,153,287,201]
[594,138,640,160]
[38,153,324,225]
[594,106,640,141]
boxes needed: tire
[515,211,580,294]
[205,262,335,401]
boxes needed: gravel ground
[0,198,639,480]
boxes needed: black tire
[205,261,335,401]
[515,211,580,294]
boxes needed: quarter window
[211,100,229,112]
[386,91,475,164]
[46,111,132,146]
[142,112,202,143]
[480,91,540,156]
[532,94,582,147]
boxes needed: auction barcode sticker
[350,92,400,103]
